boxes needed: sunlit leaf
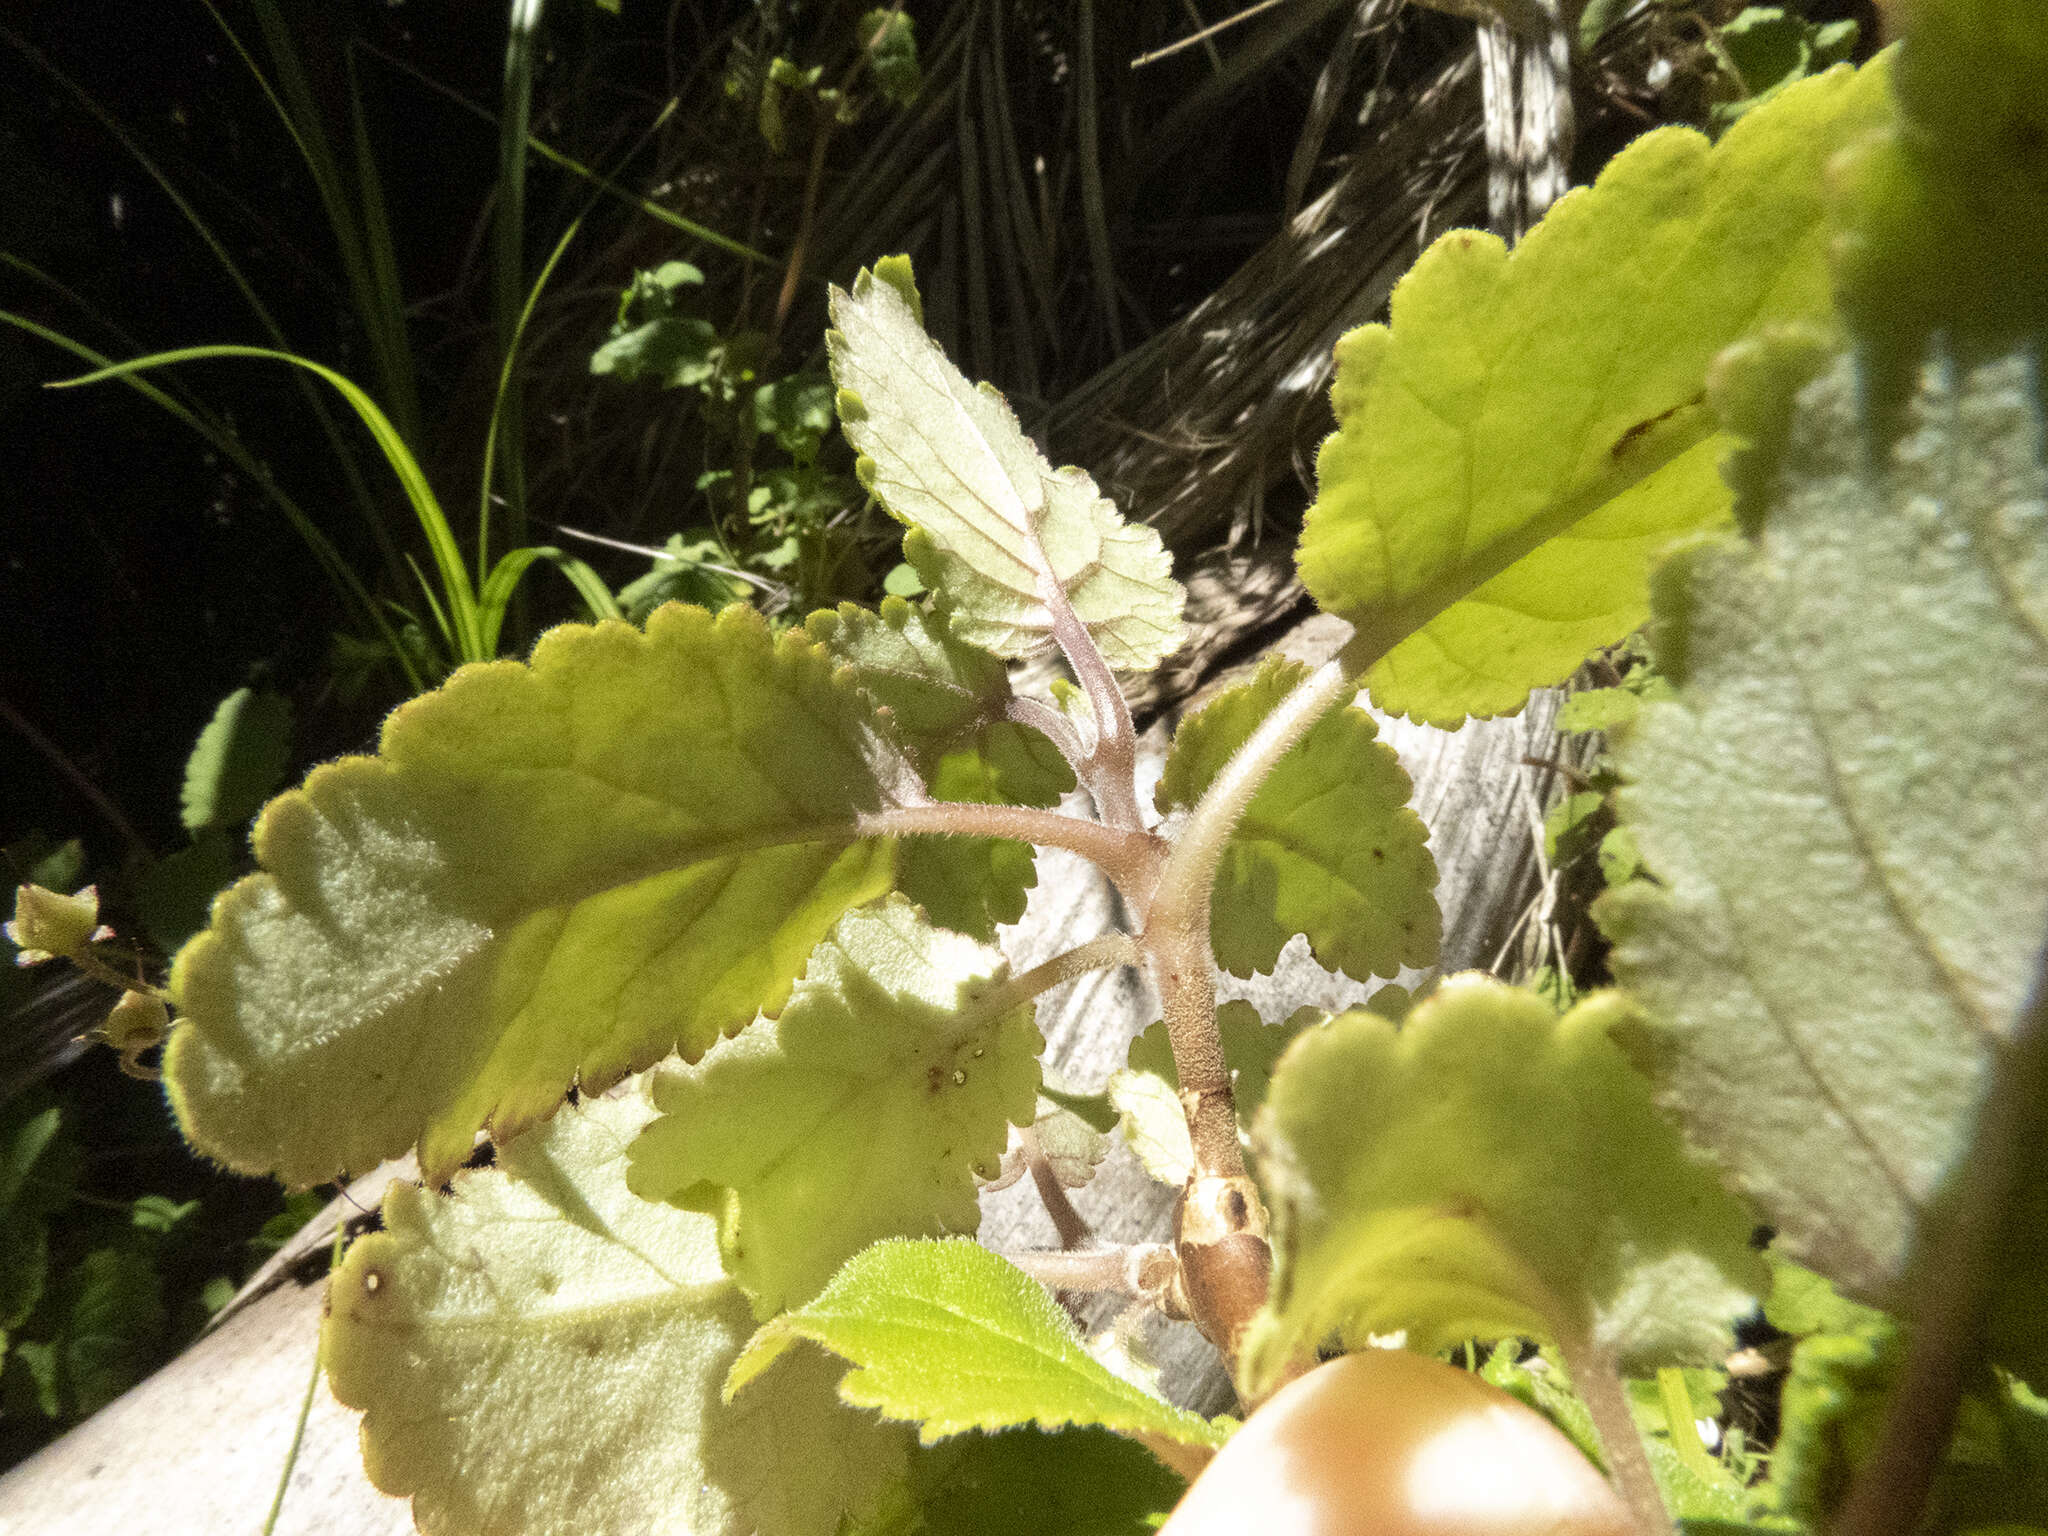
[1155,656,1438,980]
[730,1237,1229,1450]
[1244,975,1764,1393]
[324,1089,910,1536]
[1296,60,1894,724]
[179,686,293,833]
[829,260,1184,670]
[626,897,1041,1315]
[166,603,897,1186]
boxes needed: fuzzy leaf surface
[1597,344,2048,1348]
[828,260,1184,669]
[1296,60,1893,724]
[324,1089,909,1536]
[626,896,1041,1315]
[166,603,896,1185]
[809,599,1071,938]
[1244,975,1765,1392]
[730,1237,1229,1449]
[1154,657,1439,980]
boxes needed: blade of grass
[51,346,484,662]
[479,217,583,589]
[343,43,423,443]
[478,547,622,654]
[405,553,460,657]
[1,23,407,593]
[1075,0,1124,353]
[0,291,424,692]
[360,44,772,265]
[225,0,424,448]
[493,0,547,598]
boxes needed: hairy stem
[1035,522,1145,833]
[861,803,1164,907]
[1132,659,1367,1380]
[1022,1127,1094,1249]
[1556,1329,1672,1536]
[1831,938,2048,1536]
[982,931,1142,1018]
[1151,655,1358,942]
[1006,694,1087,767]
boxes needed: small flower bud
[102,989,170,1054]
[6,884,102,966]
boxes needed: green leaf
[855,1427,1184,1536]
[60,1246,165,1417]
[179,686,293,833]
[809,599,1072,939]
[1766,1299,2048,1534]
[625,896,1042,1315]
[324,1088,910,1536]
[1556,687,1645,734]
[731,1238,1230,1450]
[614,534,752,623]
[828,260,1185,670]
[1596,344,2048,1367]
[1154,656,1440,980]
[1832,0,2048,355]
[591,314,719,388]
[1243,976,1765,1393]
[1106,1066,1193,1187]
[0,1100,77,1351]
[856,10,921,106]
[1296,59,1895,725]
[135,830,236,954]
[1712,8,1861,126]
[755,374,837,460]
[166,604,897,1186]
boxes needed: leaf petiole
[861,803,1166,907]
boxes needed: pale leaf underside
[626,896,1043,1316]
[829,262,1185,671]
[166,604,896,1186]
[1600,343,2048,1305]
[322,1089,910,1536]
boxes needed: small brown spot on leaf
[1609,392,1704,460]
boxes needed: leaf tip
[869,255,924,327]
